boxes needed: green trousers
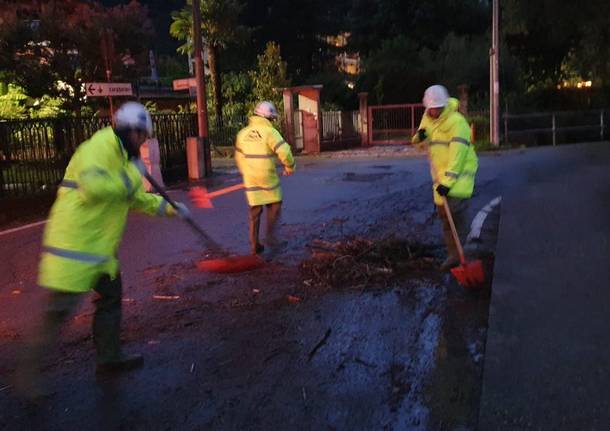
[23,274,123,370]
[248,201,282,254]
[436,197,470,259]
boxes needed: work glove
[436,184,451,197]
[167,201,191,219]
[130,158,147,176]
[417,129,427,142]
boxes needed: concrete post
[140,138,164,192]
[186,137,208,181]
[358,92,369,146]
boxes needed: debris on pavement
[301,237,439,289]
[287,295,302,304]
[308,328,332,361]
[153,295,180,300]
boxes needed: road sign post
[172,78,197,91]
[84,83,133,97]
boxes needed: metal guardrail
[503,109,609,146]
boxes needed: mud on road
[0,163,496,431]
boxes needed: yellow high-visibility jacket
[38,127,173,293]
[235,116,295,206]
[412,98,478,205]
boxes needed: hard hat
[423,85,449,109]
[114,102,153,137]
[254,101,279,119]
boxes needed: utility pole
[490,0,500,146]
[191,0,211,175]
[101,30,115,118]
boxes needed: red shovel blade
[450,259,485,288]
[196,254,264,273]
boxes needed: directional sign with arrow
[84,82,132,97]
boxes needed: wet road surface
[0,151,509,430]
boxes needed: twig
[308,328,331,361]
[153,295,180,300]
[354,357,377,369]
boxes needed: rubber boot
[96,353,144,374]
[264,202,284,259]
[93,275,143,374]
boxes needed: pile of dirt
[301,237,441,289]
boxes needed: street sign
[85,82,133,97]
[173,77,197,91]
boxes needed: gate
[367,103,425,145]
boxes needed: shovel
[143,172,264,273]
[441,197,485,288]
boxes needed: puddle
[342,172,394,182]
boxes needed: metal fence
[0,114,201,197]
[209,115,247,148]
[368,104,425,145]
[321,110,361,151]
[503,109,610,147]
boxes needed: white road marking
[0,220,47,237]
[467,196,502,242]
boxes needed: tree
[249,42,290,114]
[503,0,610,88]
[170,0,249,126]
[240,0,348,82]
[0,0,153,112]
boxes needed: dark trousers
[21,274,123,374]
[248,202,282,253]
[436,197,470,259]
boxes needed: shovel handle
[143,172,222,251]
[441,197,466,264]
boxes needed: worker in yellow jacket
[412,85,479,271]
[235,101,295,256]
[17,102,189,397]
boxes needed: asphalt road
[0,149,512,430]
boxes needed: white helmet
[423,85,449,109]
[254,101,279,119]
[114,102,153,137]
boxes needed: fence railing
[321,110,360,150]
[503,109,609,147]
[0,114,206,197]
[368,104,425,145]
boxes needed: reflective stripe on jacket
[235,116,295,206]
[38,127,169,293]
[412,98,478,205]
